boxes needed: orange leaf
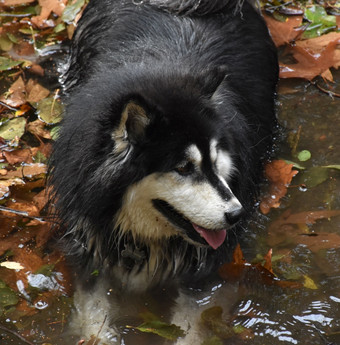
[280,32,340,81]
[0,77,26,108]
[3,148,33,165]
[218,245,302,289]
[260,160,298,214]
[264,14,303,47]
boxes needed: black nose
[225,207,244,225]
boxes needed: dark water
[0,66,339,344]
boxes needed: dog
[49,0,278,343]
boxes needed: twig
[314,83,340,98]
[95,314,108,341]
[0,324,35,345]
[0,205,46,222]
[0,101,18,111]
[291,125,301,157]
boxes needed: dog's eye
[174,162,194,176]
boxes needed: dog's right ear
[113,101,150,148]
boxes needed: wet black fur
[49,0,278,284]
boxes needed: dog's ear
[114,101,150,145]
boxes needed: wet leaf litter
[0,0,340,344]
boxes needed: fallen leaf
[267,209,340,252]
[26,79,50,103]
[0,57,24,71]
[2,148,33,165]
[201,307,234,339]
[0,117,27,141]
[2,0,35,5]
[128,312,185,341]
[280,32,340,81]
[218,244,302,289]
[260,160,298,214]
[0,178,25,199]
[264,14,303,47]
[303,275,318,290]
[27,119,52,139]
[31,0,67,28]
[0,77,26,108]
[0,261,24,270]
[35,96,63,124]
[1,163,47,180]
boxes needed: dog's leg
[170,289,207,345]
[70,284,120,344]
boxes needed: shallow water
[1,68,340,345]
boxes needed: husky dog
[49,0,278,342]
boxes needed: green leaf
[62,0,85,24]
[0,117,26,141]
[303,5,337,38]
[50,125,60,140]
[133,320,185,340]
[323,165,340,170]
[297,150,311,162]
[35,97,63,124]
[302,167,329,188]
[7,33,19,44]
[0,56,24,71]
[201,336,223,345]
[303,275,318,290]
[33,151,47,164]
[0,280,19,313]
[284,159,306,170]
[0,36,13,51]
[54,23,66,33]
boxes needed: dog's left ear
[114,101,150,145]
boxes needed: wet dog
[49,0,278,342]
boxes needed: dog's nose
[225,206,244,225]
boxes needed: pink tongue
[192,224,227,250]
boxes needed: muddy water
[1,71,340,345]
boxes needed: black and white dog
[49,0,278,342]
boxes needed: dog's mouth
[152,199,226,250]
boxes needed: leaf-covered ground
[0,1,340,344]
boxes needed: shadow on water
[0,44,340,345]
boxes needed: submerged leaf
[134,320,185,340]
[0,117,26,141]
[35,97,63,124]
[260,160,298,214]
[201,336,223,345]
[0,57,24,71]
[297,150,311,162]
[302,167,329,188]
[303,275,318,290]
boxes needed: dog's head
[50,69,255,259]
[114,100,244,249]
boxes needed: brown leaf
[218,245,302,289]
[2,0,35,5]
[268,209,340,252]
[27,119,52,139]
[6,199,40,217]
[3,148,33,165]
[260,160,298,214]
[31,0,67,28]
[280,32,340,81]
[26,79,50,103]
[264,14,303,47]
[0,178,25,199]
[7,163,47,179]
[0,77,26,108]
[32,188,48,212]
